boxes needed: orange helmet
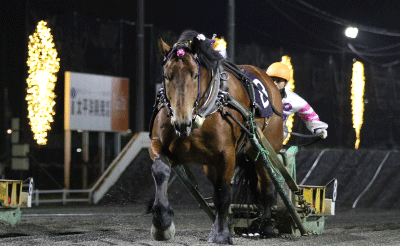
[266,62,291,82]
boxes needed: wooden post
[114,132,121,158]
[64,130,71,189]
[82,131,89,189]
[99,132,105,173]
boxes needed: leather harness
[149,52,282,140]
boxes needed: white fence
[31,132,151,206]
[33,189,92,206]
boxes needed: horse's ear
[157,36,171,57]
[190,36,200,54]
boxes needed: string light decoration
[281,56,294,145]
[26,21,60,145]
[351,61,365,149]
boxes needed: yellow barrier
[299,185,326,214]
[0,178,33,208]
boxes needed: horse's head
[158,36,201,137]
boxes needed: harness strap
[218,101,301,193]
[149,88,166,138]
[218,91,252,121]
[172,165,216,222]
[221,60,283,118]
[148,105,160,138]
[221,60,249,84]
[196,60,225,118]
[221,60,257,116]
[248,135,308,235]
[253,126,299,193]
[221,110,252,136]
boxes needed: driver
[266,62,328,142]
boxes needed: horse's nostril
[174,122,181,131]
[173,121,192,137]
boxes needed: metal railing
[33,189,92,206]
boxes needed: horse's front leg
[205,159,234,244]
[150,154,175,241]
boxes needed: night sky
[1,0,400,149]
[8,1,400,90]
[8,0,400,66]
[2,1,398,57]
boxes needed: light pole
[136,0,145,132]
[227,0,235,62]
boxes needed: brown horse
[149,30,283,244]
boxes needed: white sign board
[64,71,129,131]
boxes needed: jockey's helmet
[266,62,291,82]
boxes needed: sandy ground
[0,204,399,245]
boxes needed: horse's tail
[232,154,260,209]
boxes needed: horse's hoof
[151,222,175,241]
[259,229,277,238]
[208,235,233,245]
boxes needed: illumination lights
[345,27,359,39]
[351,61,365,149]
[281,56,294,145]
[26,21,60,145]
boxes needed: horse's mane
[177,30,223,71]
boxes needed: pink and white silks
[282,89,328,139]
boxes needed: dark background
[1,0,400,188]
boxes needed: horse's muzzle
[173,120,192,137]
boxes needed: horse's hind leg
[150,155,175,241]
[204,158,234,245]
[255,163,277,237]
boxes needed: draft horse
[148,30,283,244]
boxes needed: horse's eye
[164,74,171,82]
[193,73,199,80]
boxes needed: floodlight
[345,27,358,39]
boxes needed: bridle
[161,42,201,122]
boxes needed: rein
[283,131,321,147]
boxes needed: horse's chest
[168,138,209,164]
[169,140,191,154]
